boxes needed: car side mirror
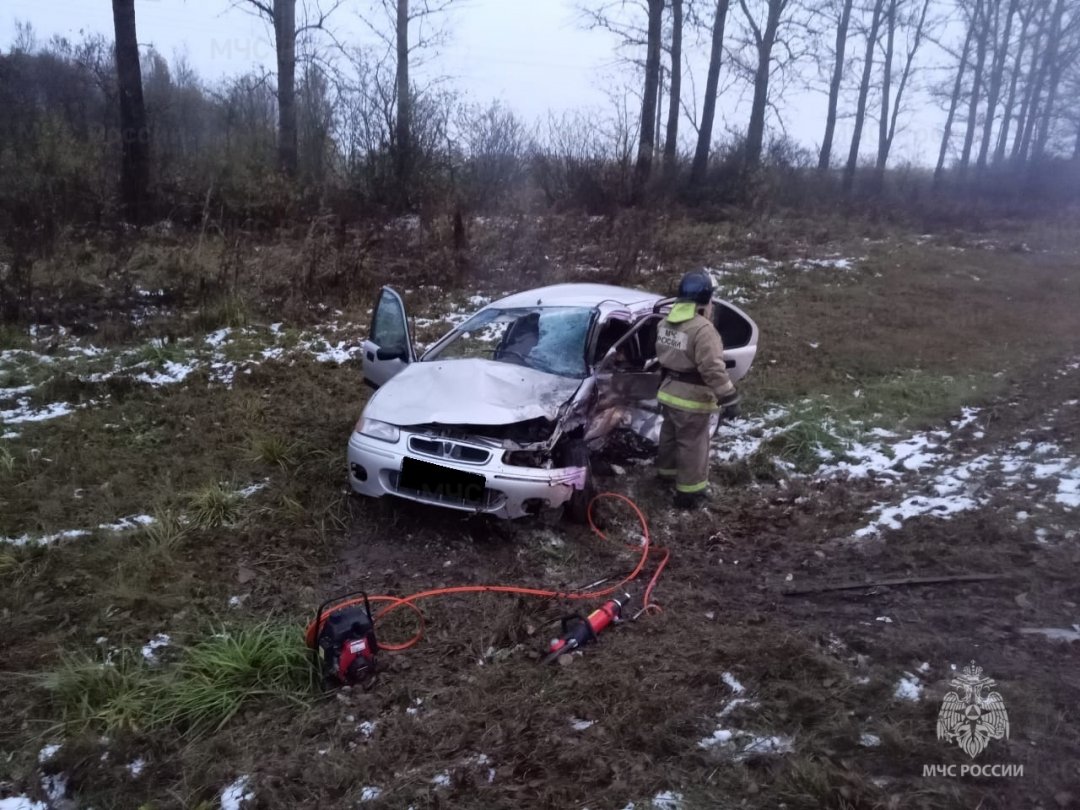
[376,347,409,362]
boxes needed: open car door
[362,286,416,388]
[588,314,665,443]
[710,298,758,383]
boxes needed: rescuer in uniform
[656,270,740,508]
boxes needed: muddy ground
[1,212,1079,809]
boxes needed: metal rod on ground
[783,573,1010,596]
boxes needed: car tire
[559,439,595,524]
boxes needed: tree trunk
[112,0,150,222]
[843,0,887,193]
[993,2,1033,163]
[883,0,931,164]
[273,0,297,176]
[663,0,683,181]
[977,0,1018,171]
[1015,17,1053,163]
[874,0,898,186]
[957,0,989,180]
[395,0,411,186]
[690,0,731,185]
[1010,7,1047,161]
[744,0,786,170]
[818,0,855,171]
[1031,0,1066,161]
[934,7,977,186]
[633,0,665,201]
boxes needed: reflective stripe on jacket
[656,301,735,412]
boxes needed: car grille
[407,436,491,465]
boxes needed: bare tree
[112,0,150,221]
[1032,0,1072,161]
[690,0,732,184]
[993,0,1037,163]
[395,0,410,183]
[236,0,342,176]
[843,0,887,193]
[818,0,855,171]
[633,0,665,200]
[875,0,898,180]
[875,0,933,183]
[1010,0,1049,161]
[957,0,990,179]
[738,0,791,170]
[976,0,1018,171]
[663,0,684,180]
[935,6,977,185]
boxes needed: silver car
[347,283,758,519]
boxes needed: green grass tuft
[43,622,311,736]
[188,483,243,529]
[140,510,189,554]
[247,434,301,471]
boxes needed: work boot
[673,490,707,510]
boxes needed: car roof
[488,283,663,311]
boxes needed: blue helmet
[677,270,713,305]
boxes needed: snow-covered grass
[0,320,372,436]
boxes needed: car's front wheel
[557,439,595,524]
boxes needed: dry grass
[1,213,1078,809]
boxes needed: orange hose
[306,492,668,652]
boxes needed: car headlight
[355,417,400,443]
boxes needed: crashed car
[348,283,758,519]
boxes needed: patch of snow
[127,757,146,777]
[431,771,451,788]
[357,720,377,738]
[722,672,746,694]
[0,398,75,424]
[894,673,923,702]
[221,776,253,810]
[859,733,881,748]
[697,727,734,749]
[38,744,61,763]
[141,633,171,663]
[0,797,47,810]
[738,735,795,758]
[570,718,595,731]
[205,328,232,348]
[237,480,268,498]
[875,616,893,623]
[228,595,246,608]
[135,360,197,387]
[40,774,66,803]
[98,514,155,532]
[1019,626,1080,642]
[359,786,382,802]
[651,791,684,809]
[718,697,759,717]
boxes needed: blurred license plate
[399,457,486,504]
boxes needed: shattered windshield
[426,306,594,378]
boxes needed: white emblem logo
[936,661,1009,759]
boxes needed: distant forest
[1,0,1079,234]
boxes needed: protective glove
[718,389,740,421]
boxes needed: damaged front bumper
[347,431,588,519]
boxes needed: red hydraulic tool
[542,593,630,664]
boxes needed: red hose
[306,492,668,652]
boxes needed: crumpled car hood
[364,358,582,426]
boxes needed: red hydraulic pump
[542,593,629,664]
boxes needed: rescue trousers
[656,405,712,493]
